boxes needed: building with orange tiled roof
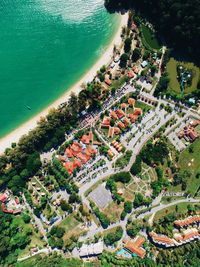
[128,98,135,107]
[73,158,82,168]
[110,111,118,120]
[107,150,114,157]
[118,121,126,129]
[93,141,102,146]
[88,145,97,155]
[133,108,142,115]
[128,71,135,78]
[149,232,175,247]
[105,79,112,86]
[64,161,74,175]
[57,155,66,162]
[81,135,91,144]
[84,149,91,158]
[77,153,90,163]
[0,194,8,203]
[132,66,139,73]
[123,117,131,127]
[114,127,121,135]
[121,103,127,109]
[71,143,83,157]
[102,116,111,125]
[65,148,73,158]
[174,215,200,228]
[108,127,114,138]
[100,124,109,128]
[118,146,123,152]
[128,114,138,122]
[123,237,146,258]
[116,109,125,119]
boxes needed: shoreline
[0,12,128,154]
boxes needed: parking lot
[88,184,112,209]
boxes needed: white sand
[0,12,128,154]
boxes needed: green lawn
[140,24,161,50]
[167,58,200,94]
[112,76,129,89]
[154,202,198,222]
[178,138,200,196]
[135,100,152,114]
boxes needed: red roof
[0,194,8,202]
[80,135,91,144]
[58,155,66,162]
[128,72,135,78]
[128,98,135,107]
[110,111,118,120]
[114,127,121,134]
[133,108,142,115]
[14,197,20,205]
[107,150,114,157]
[103,116,111,125]
[128,114,138,122]
[73,158,82,168]
[64,161,74,175]
[123,237,146,258]
[87,145,97,154]
[105,79,112,86]
[121,103,127,109]
[108,127,114,137]
[71,143,83,157]
[77,153,90,163]
[65,148,73,158]
[175,216,200,227]
[123,117,130,126]
[93,141,102,146]
[118,121,126,129]
[116,109,125,119]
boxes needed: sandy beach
[0,12,128,154]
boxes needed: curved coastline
[0,13,128,154]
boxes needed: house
[77,152,90,163]
[81,135,91,144]
[108,127,114,138]
[118,121,126,129]
[105,79,112,86]
[123,237,146,258]
[123,117,131,127]
[107,150,114,157]
[128,71,135,78]
[93,141,102,146]
[0,194,8,203]
[57,155,66,162]
[128,98,135,107]
[102,116,111,126]
[14,197,20,205]
[110,111,118,120]
[121,103,127,109]
[71,142,83,157]
[114,127,121,134]
[65,148,73,158]
[132,66,139,73]
[73,158,82,168]
[100,124,109,128]
[87,145,97,155]
[141,61,148,68]
[133,108,142,115]
[116,109,125,119]
[128,114,138,122]
[64,161,74,175]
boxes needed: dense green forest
[105,0,200,62]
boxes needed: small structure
[123,237,146,258]
[128,98,135,107]
[116,109,125,119]
[141,61,148,68]
[110,111,118,120]
[105,79,112,86]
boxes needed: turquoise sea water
[0,0,119,137]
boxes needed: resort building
[110,111,118,120]
[174,215,200,228]
[128,98,135,107]
[116,109,125,119]
[178,120,200,141]
[79,242,104,258]
[123,236,146,258]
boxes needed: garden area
[140,24,161,50]
[166,58,200,95]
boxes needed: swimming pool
[117,249,132,258]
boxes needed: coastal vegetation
[105,0,200,61]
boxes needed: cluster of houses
[137,95,157,106]
[123,236,146,258]
[178,120,200,141]
[0,192,21,215]
[100,98,143,138]
[149,215,200,248]
[56,131,101,175]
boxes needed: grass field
[102,201,124,223]
[178,138,200,196]
[167,58,200,94]
[135,100,152,114]
[140,24,161,50]
[59,213,86,240]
